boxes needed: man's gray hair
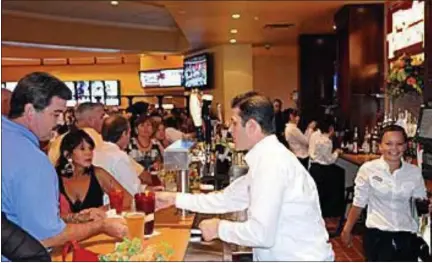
[75,102,104,120]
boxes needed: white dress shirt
[305,127,315,141]
[165,127,184,143]
[309,130,339,165]
[353,157,427,233]
[93,142,142,196]
[284,123,309,158]
[176,135,334,261]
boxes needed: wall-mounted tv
[139,68,183,88]
[90,80,105,103]
[64,81,77,107]
[74,80,121,106]
[104,80,120,106]
[4,82,18,92]
[183,53,213,89]
[76,80,91,103]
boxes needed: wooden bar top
[51,206,196,261]
[51,227,191,261]
[340,153,380,166]
[155,206,195,229]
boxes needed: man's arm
[41,221,102,248]
[156,175,250,214]
[175,175,250,214]
[41,217,127,248]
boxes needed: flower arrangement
[386,54,424,98]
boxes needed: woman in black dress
[56,129,131,218]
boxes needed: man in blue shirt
[1,72,127,258]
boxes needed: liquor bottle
[362,126,371,154]
[352,127,359,154]
[371,127,379,154]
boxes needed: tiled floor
[326,218,366,262]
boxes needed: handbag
[62,241,99,262]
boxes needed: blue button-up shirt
[1,116,66,243]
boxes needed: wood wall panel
[334,4,385,134]
[298,34,336,130]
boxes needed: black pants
[297,157,309,170]
[309,163,345,218]
[363,228,419,262]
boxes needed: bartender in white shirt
[284,108,310,169]
[308,117,344,218]
[156,92,334,261]
[341,125,431,261]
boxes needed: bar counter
[336,153,380,188]
[339,153,380,166]
[51,207,195,261]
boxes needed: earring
[62,158,74,178]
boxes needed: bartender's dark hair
[317,116,335,133]
[273,98,282,106]
[231,92,275,135]
[101,115,130,143]
[379,124,408,143]
[9,72,72,119]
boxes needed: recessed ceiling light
[230,39,237,44]
[230,29,238,34]
[110,1,119,6]
[333,25,337,30]
[232,14,240,19]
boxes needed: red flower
[407,77,416,85]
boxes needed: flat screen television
[5,82,18,92]
[90,80,105,103]
[183,53,212,89]
[139,68,183,88]
[159,68,183,87]
[76,80,91,103]
[64,81,77,107]
[140,70,161,88]
[104,80,120,106]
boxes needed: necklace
[136,137,151,150]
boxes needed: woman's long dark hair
[56,129,95,178]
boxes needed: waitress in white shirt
[308,117,344,218]
[284,108,310,169]
[155,92,334,261]
[341,125,430,261]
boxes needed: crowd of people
[1,72,431,262]
[1,72,199,261]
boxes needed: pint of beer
[125,212,145,239]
